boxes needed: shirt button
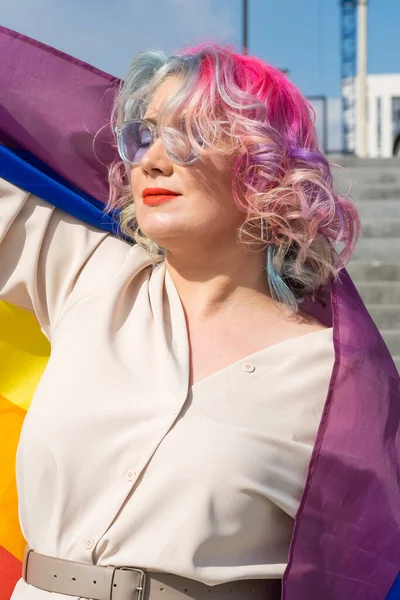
[243,362,255,373]
[126,470,136,482]
[84,539,94,550]
[171,406,179,415]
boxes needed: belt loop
[22,546,33,583]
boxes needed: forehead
[144,76,182,119]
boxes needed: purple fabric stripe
[285,270,400,599]
[0,26,121,203]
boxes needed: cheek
[190,160,237,214]
[129,168,140,197]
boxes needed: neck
[164,242,277,321]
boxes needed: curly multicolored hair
[106,43,360,312]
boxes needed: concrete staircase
[332,157,400,372]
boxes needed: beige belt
[22,547,282,600]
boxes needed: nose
[140,136,174,177]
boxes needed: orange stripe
[0,394,27,561]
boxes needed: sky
[1,0,400,150]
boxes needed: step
[360,219,400,238]
[380,331,400,356]
[356,282,400,304]
[351,239,400,261]
[367,305,400,329]
[353,200,400,218]
[346,261,400,282]
[336,182,400,202]
[330,156,400,168]
[333,168,400,186]
[349,187,400,201]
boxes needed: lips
[142,187,181,206]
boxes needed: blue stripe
[0,145,131,241]
[387,573,400,599]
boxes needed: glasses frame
[114,119,200,166]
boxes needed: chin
[137,211,221,251]
[138,219,190,248]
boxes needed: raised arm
[0,177,129,339]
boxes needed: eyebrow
[143,116,158,125]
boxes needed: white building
[365,74,400,157]
[341,73,400,157]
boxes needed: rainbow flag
[0,25,122,597]
[0,25,399,600]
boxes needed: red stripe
[0,545,21,599]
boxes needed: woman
[0,30,399,600]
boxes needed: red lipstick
[142,187,181,206]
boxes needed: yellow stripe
[0,301,50,410]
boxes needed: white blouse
[0,179,335,600]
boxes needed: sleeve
[0,177,130,339]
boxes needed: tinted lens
[119,121,152,164]
[118,120,199,165]
[162,126,199,165]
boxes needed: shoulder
[273,305,330,339]
[69,240,153,300]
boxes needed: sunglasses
[114,119,200,166]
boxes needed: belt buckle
[114,567,147,600]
